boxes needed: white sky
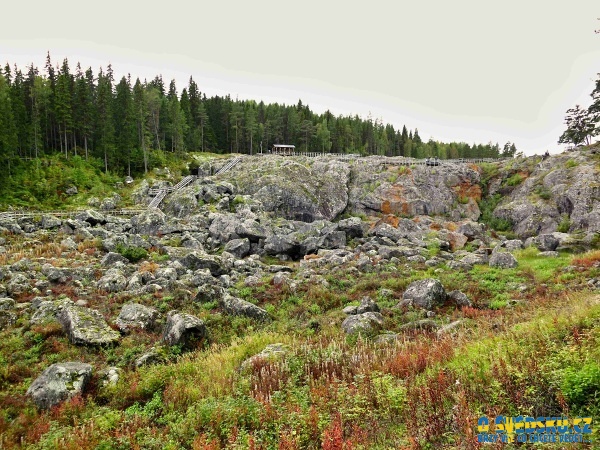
[2,0,599,154]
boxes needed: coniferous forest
[0,54,517,179]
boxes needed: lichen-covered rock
[27,362,92,409]
[0,310,16,329]
[491,151,600,238]
[7,273,31,296]
[400,319,439,332]
[532,234,559,252]
[116,303,159,333]
[348,159,481,220]
[240,343,289,371]
[99,367,122,386]
[341,312,384,335]
[30,298,74,325]
[179,252,224,276]
[57,306,120,345]
[402,278,447,310]
[233,157,350,222]
[224,238,251,258]
[356,296,380,314]
[101,252,129,267]
[75,210,107,226]
[97,268,127,293]
[336,216,366,239]
[162,311,207,349]
[130,209,166,235]
[489,252,518,269]
[220,293,270,321]
[40,215,62,230]
[264,234,300,257]
[41,263,72,283]
[447,290,472,307]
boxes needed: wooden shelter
[271,144,295,155]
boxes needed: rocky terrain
[0,146,598,448]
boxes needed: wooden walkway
[0,208,146,221]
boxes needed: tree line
[0,54,517,177]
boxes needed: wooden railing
[0,208,146,221]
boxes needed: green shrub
[116,244,148,262]
[565,159,579,169]
[478,194,513,232]
[561,363,600,412]
[534,185,552,200]
[557,214,572,233]
[504,173,525,187]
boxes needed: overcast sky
[2,0,599,154]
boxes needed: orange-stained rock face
[453,181,482,202]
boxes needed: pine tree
[55,59,73,156]
[114,76,136,174]
[96,67,115,172]
[133,78,150,174]
[0,72,18,178]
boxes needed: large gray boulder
[220,293,270,321]
[57,306,120,345]
[27,362,93,410]
[97,268,127,293]
[337,216,366,239]
[233,157,350,222]
[402,278,447,310]
[75,210,107,226]
[101,252,129,267]
[240,343,289,371]
[341,312,384,335]
[179,252,224,276]
[7,273,31,296]
[130,209,167,235]
[264,234,300,257]
[40,215,62,230]
[235,219,268,242]
[224,238,251,258]
[489,252,518,269]
[162,311,207,349]
[116,303,159,333]
[532,234,559,252]
[208,213,240,244]
[30,298,74,325]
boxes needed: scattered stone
[97,268,127,293]
[447,290,472,308]
[489,252,518,269]
[240,343,289,371]
[400,319,439,332]
[538,251,559,258]
[135,348,164,368]
[402,278,446,310]
[57,305,120,345]
[342,305,358,315]
[162,311,207,349]
[533,234,560,252]
[27,362,93,409]
[75,210,107,226]
[220,294,270,321]
[341,312,384,335]
[116,303,159,333]
[436,320,465,336]
[99,367,122,386]
[224,238,251,258]
[101,252,129,267]
[356,296,380,314]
